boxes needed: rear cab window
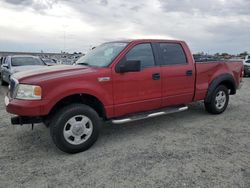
[159,43,187,65]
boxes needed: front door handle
[186,70,193,76]
[152,73,161,80]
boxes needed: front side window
[159,43,187,65]
[11,57,45,66]
[76,42,128,67]
[125,43,155,68]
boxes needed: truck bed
[194,61,243,101]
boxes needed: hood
[12,65,47,73]
[13,65,95,84]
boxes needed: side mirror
[116,60,141,73]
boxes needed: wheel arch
[46,93,107,123]
[205,73,236,103]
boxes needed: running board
[111,105,188,124]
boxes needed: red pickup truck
[5,39,243,153]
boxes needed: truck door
[112,43,162,117]
[157,42,195,106]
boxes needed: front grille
[9,78,18,98]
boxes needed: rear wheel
[50,104,101,153]
[204,85,229,114]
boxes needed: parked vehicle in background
[56,54,83,65]
[1,55,47,85]
[42,58,57,66]
[243,59,250,77]
[0,56,7,78]
[0,57,3,76]
[0,57,2,77]
[5,39,243,153]
[193,54,218,62]
[57,58,73,65]
[0,56,3,65]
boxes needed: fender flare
[205,73,236,103]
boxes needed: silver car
[1,55,47,85]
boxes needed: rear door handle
[186,70,193,76]
[152,73,161,80]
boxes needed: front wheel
[204,85,229,114]
[50,104,101,153]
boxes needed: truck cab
[104,40,196,116]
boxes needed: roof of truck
[108,39,185,43]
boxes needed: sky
[0,0,249,54]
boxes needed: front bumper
[5,94,49,116]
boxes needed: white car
[1,55,47,85]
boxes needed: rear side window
[159,43,187,65]
[125,43,155,68]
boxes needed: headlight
[15,84,42,100]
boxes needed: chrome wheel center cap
[72,124,84,136]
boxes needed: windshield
[76,42,128,67]
[11,57,45,66]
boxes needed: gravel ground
[0,79,250,188]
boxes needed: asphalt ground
[0,78,249,188]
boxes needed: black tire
[50,104,101,154]
[204,85,229,114]
[1,75,8,86]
